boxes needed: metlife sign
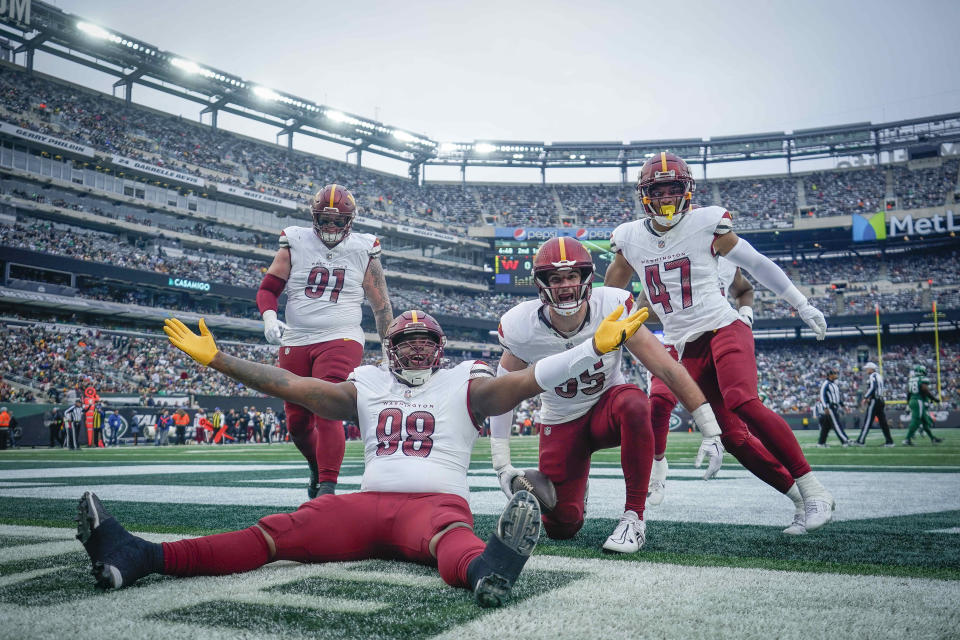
[0,0,30,25]
[852,210,959,242]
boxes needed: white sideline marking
[1,469,958,527]
[928,527,960,534]
[0,464,305,480]
[0,566,66,587]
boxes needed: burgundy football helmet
[385,310,446,386]
[311,184,357,247]
[532,237,595,316]
[637,151,696,228]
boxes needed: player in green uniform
[903,365,943,446]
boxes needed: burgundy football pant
[162,492,485,588]
[278,339,363,484]
[674,320,810,493]
[537,383,652,540]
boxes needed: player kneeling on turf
[76,306,648,607]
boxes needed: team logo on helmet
[385,310,446,386]
[637,151,696,229]
[532,237,595,317]
[311,184,357,248]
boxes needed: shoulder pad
[346,370,357,382]
[278,230,290,248]
[368,237,382,257]
[470,360,496,380]
[714,210,734,235]
[609,224,627,253]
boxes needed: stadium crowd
[6,64,955,233]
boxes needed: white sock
[786,483,804,514]
[652,457,668,481]
[795,472,829,501]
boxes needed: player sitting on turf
[76,306,648,608]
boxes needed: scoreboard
[491,239,640,293]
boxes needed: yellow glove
[163,318,219,366]
[593,303,649,354]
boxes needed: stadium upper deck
[1,63,958,237]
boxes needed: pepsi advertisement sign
[496,227,615,240]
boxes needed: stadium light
[475,143,496,154]
[512,153,524,159]
[171,58,215,79]
[439,142,459,153]
[392,130,415,143]
[253,86,281,101]
[77,22,112,40]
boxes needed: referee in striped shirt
[817,369,850,447]
[855,362,894,446]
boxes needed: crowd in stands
[802,168,887,217]
[711,176,797,229]
[554,184,635,226]
[2,66,959,232]
[893,160,960,209]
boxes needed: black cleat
[308,480,336,499]
[76,491,162,589]
[469,490,541,608]
[932,437,944,444]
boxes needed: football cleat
[647,458,667,507]
[470,490,541,608]
[815,443,828,448]
[76,491,161,589]
[602,510,646,553]
[883,443,896,448]
[931,437,944,444]
[646,479,666,507]
[903,439,914,446]
[803,495,836,532]
[782,512,807,535]
[308,481,336,499]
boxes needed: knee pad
[543,503,584,540]
[257,511,296,541]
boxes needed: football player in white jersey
[492,237,724,554]
[605,151,834,535]
[257,184,393,499]
[644,255,755,507]
[75,307,649,608]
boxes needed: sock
[795,472,829,501]
[651,457,668,482]
[435,525,485,589]
[786,483,804,514]
[163,526,270,576]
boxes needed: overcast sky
[33,0,960,182]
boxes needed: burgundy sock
[435,526,485,588]
[163,526,269,576]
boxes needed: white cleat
[803,495,836,532]
[602,510,646,554]
[782,511,807,535]
[647,458,668,507]
[646,479,666,506]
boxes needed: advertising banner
[0,121,95,157]
[111,154,205,187]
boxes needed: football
[511,469,557,513]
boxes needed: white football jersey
[280,227,380,346]
[611,206,740,349]
[351,360,493,502]
[498,287,630,425]
[718,257,738,300]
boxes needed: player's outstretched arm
[602,252,635,290]
[164,318,358,421]
[470,305,649,419]
[488,350,531,499]
[715,233,827,340]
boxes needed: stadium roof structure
[3,1,960,180]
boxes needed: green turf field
[0,431,958,639]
